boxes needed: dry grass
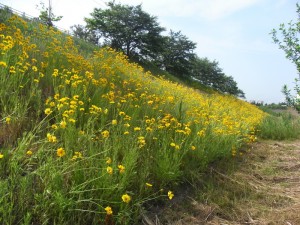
[143,140,300,225]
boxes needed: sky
[1,0,299,103]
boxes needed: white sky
[1,0,299,103]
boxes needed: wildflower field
[0,15,265,224]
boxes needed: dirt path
[207,140,300,225]
[145,140,300,225]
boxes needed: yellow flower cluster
[0,16,266,222]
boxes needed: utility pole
[48,0,51,19]
[47,0,53,27]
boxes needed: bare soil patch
[143,140,300,225]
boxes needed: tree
[36,1,62,27]
[219,75,245,98]
[85,2,165,60]
[71,24,99,45]
[191,57,245,97]
[160,30,196,78]
[191,57,219,86]
[281,82,300,112]
[271,3,300,110]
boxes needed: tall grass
[258,112,300,140]
[0,14,265,224]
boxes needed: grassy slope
[152,139,300,225]
[0,14,265,224]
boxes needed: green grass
[0,13,266,225]
[258,112,300,140]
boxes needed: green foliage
[82,1,244,97]
[258,112,300,140]
[159,30,196,78]
[0,6,13,23]
[85,2,165,59]
[281,83,300,112]
[71,24,99,45]
[135,59,217,94]
[271,3,300,111]
[191,57,245,97]
[36,1,62,27]
[258,106,287,116]
[0,9,264,225]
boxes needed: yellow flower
[134,127,141,131]
[124,115,131,120]
[167,96,174,102]
[26,150,33,156]
[57,104,64,110]
[52,69,59,77]
[71,152,83,161]
[60,120,67,129]
[5,117,11,124]
[232,148,237,157]
[32,66,38,72]
[104,206,113,215]
[112,119,117,125]
[70,100,77,106]
[191,146,196,151]
[118,165,125,173]
[54,93,60,99]
[9,66,16,73]
[137,136,146,147]
[106,166,113,175]
[146,127,152,132]
[101,130,110,138]
[44,108,52,115]
[0,153,3,159]
[73,95,79,100]
[121,194,131,203]
[168,191,174,200]
[146,183,153,187]
[106,157,112,164]
[0,61,7,68]
[57,147,65,157]
[69,118,76,123]
[124,123,130,128]
[47,133,57,143]
[197,130,205,137]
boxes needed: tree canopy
[191,57,245,97]
[271,3,300,110]
[71,24,99,45]
[85,2,165,60]
[82,1,244,98]
[36,2,62,27]
[159,30,196,78]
